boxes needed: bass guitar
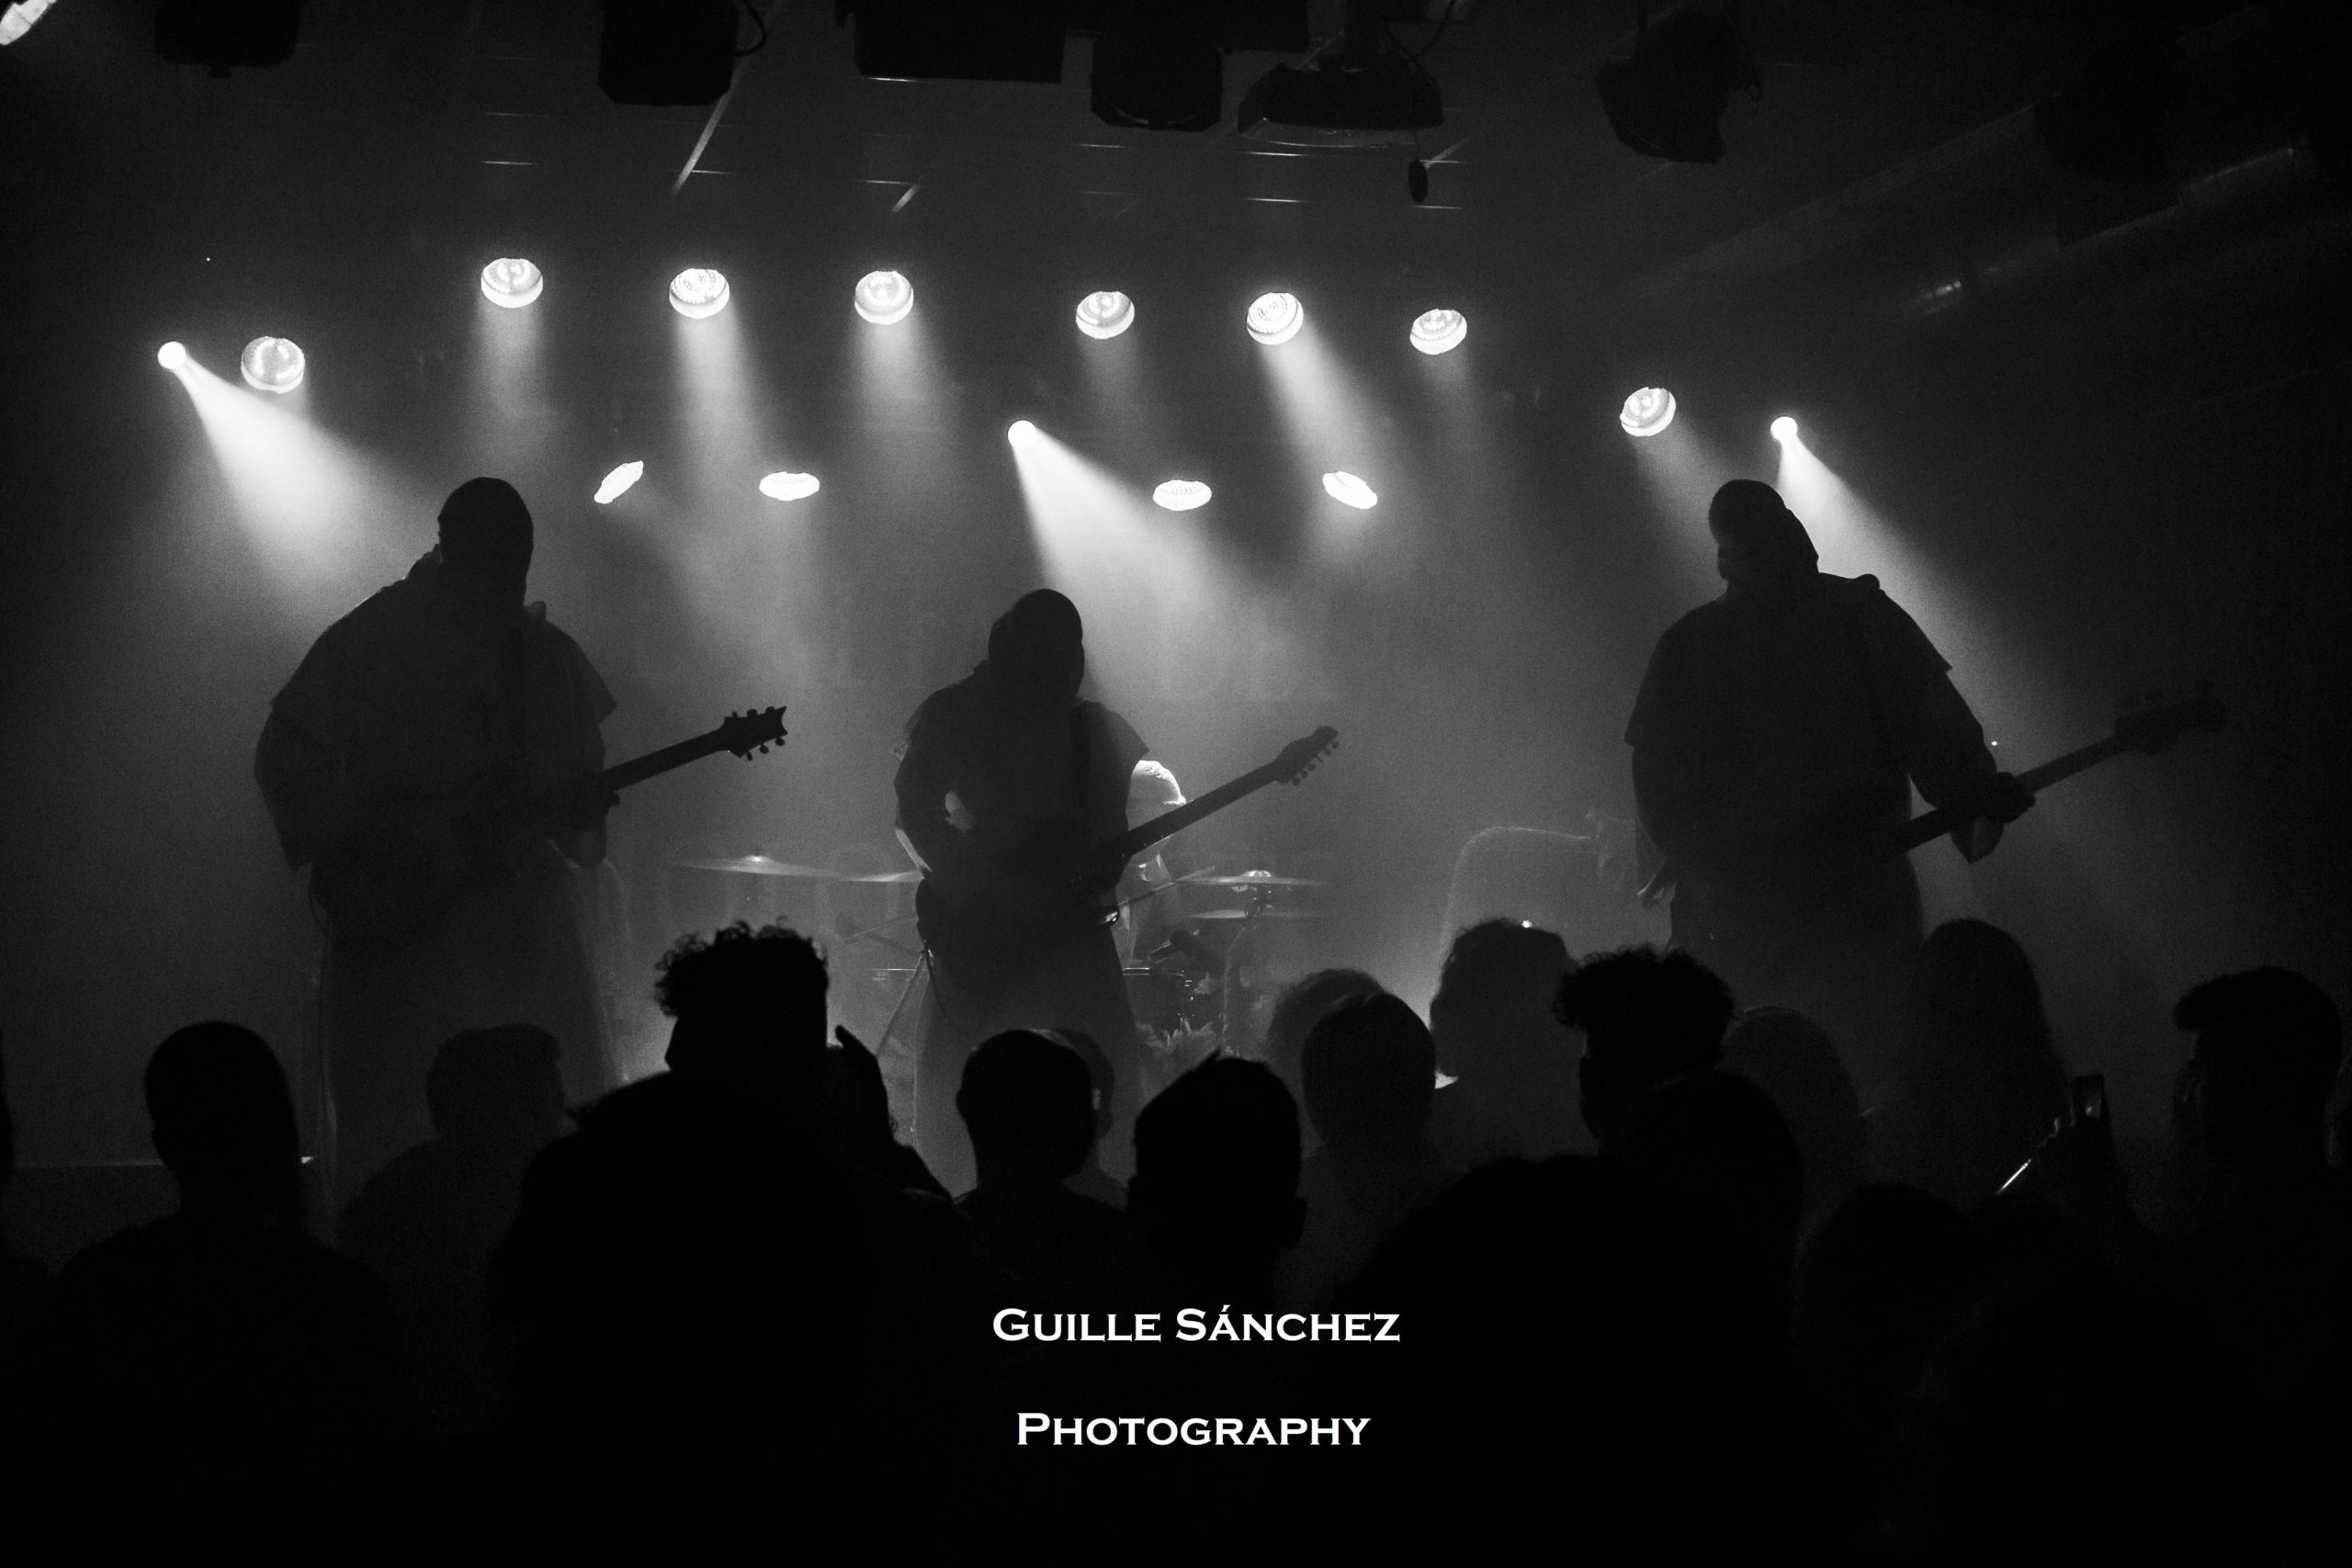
[1639,687,2228,906]
[916,726,1340,978]
[312,705,787,942]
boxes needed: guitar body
[310,808,524,944]
[911,726,1341,989]
[913,819,1121,988]
[308,705,787,945]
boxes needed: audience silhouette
[485,922,1001,1549]
[1425,919,1585,1166]
[1280,994,1458,1307]
[2153,966,2349,1559]
[1875,919,2069,1210]
[1625,1068,1804,1334]
[1253,967,1384,1145]
[20,1023,405,1551]
[339,1023,564,1438]
[12,906,2349,1561]
[956,1029,1150,1309]
[1723,1005,1871,1227]
[817,1023,950,1197]
[1554,944,1735,1156]
[1047,1027,1127,1207]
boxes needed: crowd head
[1300,993,1437,1150]
[656,921,831,1103]
[2173,965,2344,1172]
[959,1030,1098,1189]
[1555,946,1735,1153]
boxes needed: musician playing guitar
[894,590,1150,1193]
[256,478,622,1200]
[1628,480,2032,1088]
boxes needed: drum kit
[671,853,1329,1046]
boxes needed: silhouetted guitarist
[895,589,1148,1193]
[255,478,617,1200]
[1629,480,2030,1086]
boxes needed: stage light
[1007,420,1040,451]
[759,471,820,502]
[846,0,1065,84]
[1091,0,1255,132]
[1075,290,1135,341]
[156,341,187,371]
[1238,5,1442,149]
[1619,387,1677,437]
[854,270,913,325]
[1153,479,1212,512]
[599,0,741,107]
[1409,309,1466,356]
[1771,415,1798,442]
[1248,291,1304,345]
[1,0,60,48]
[669,268,730,320]
[481,258,544,309]
[594,461,644,504]
[239,336,305,394]
[1322,471,1377,509]
[1594,11,1756,164]
[155,0,299,71]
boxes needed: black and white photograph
[2,1,2348,1557]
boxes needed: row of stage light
[486,258,1468,355]
[155,265,1791,514]
[583,423,1378,513]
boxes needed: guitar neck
[1893,736,2131,853]
[578,728,734,800]
[1102,762,1283,863]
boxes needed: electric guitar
[916,726,1340,978]
[1878,687,2227,855]
[312,705,787,942]
[1639,688,2228,907]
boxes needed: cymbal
[1189,908,1326,921]
[673,855,840,879]
[1194,872,1328,888]
[839,869,922,884]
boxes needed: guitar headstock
[1273,727,1340,784]
[2112,683,2226,754]
[720,705,788,759]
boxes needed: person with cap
[1625,479,2030,1087]
[254,478,616,1200]
[894,588,1150,1192]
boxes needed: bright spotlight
[1619,387,1677,437]
[1770,415,1799,442]
[1,0,61,49]
[758,470,820,502]
[1409,309,1466,355]
[1321,471,1377,510]
[1247,291,1304,346]
[669,268,730,319]
[1075,290,1135,340]
[854,270,913,326]
[240,336,306,394]
[1007,420,1041,451]
[481,258,545,309]
[594,461,645,504]
[156,341,188,371]
[1152,479,1212,512]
